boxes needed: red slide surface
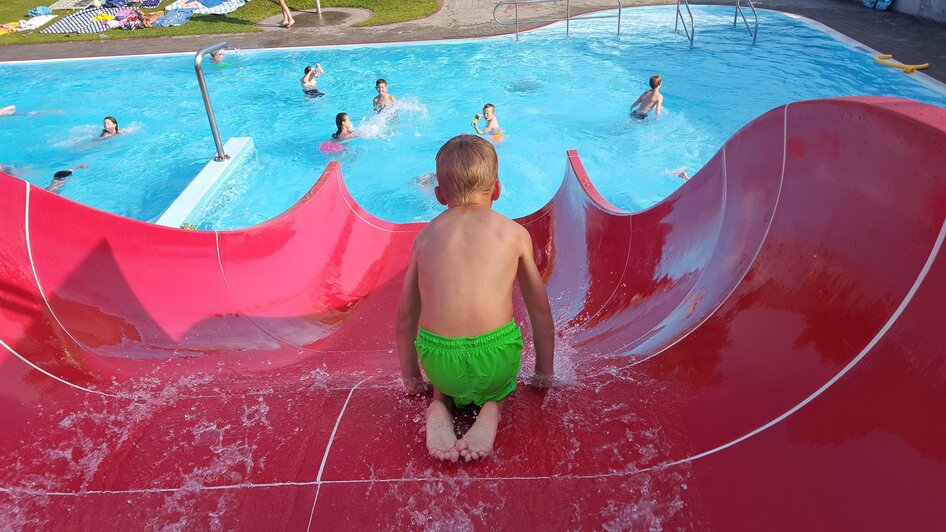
[1,97,945,530]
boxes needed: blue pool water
[1,6,945,228]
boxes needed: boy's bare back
[414,205,531,337]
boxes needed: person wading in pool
[629,75,664,120]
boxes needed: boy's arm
[655,94,663,116]
[396,250,427,393]
[629,92,644,110]
[315,64,324,77]
[515,227,555,384]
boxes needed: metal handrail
[734,0,758,45]
[194,42,230,162]
[492,0,623,41]
[675,0,694,46]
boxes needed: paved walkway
[1,0,944,83]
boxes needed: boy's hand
[403,376,431,395]
[526,372,555,389]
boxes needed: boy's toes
[455,440,468,452]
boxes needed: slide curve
[1,97,944,530]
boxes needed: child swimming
[100,116,119,138]
[472,103,502,137]
[373,78,397,112]
[331,112,354,140]
[629,75,664,119]
[302,64,325,96]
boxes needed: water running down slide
[1,97,944,529]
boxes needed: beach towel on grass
[164,0,245,15]
[40,7,121,33]
[18,14,57,30]
[48,0,94,10]
[153,8,193,26]
[139,0,161,7]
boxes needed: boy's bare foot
[426,401,459,462]
[456,401,500,461]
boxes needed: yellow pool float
[874,54,928,74]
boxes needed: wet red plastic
[1,97,945,530]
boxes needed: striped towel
[139,0,161,7]
[40,7,122,33]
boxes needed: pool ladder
[492,0,623,41]
[675,0,759,45]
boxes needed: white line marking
[662,213,946,468]
[306,377,367,531]
[18,183,115,396]
[627,104,789,367]
[335,174,420,233]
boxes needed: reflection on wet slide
[1,97,944,529]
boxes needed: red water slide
[1,97,944,530]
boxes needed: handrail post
[616,0,621,34]
[566,0,570,36]
[515,2,519,41]
[194,42,230,162]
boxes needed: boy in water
[472,103,502,136]
[397,135,555,463]
[301,64,325,96]
[629,75,664,119]
[373,78,397,112]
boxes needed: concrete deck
[0,0,944,84]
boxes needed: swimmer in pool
[100,116,119,138]
[331,112,354,140]
[372,78,397,112]
[472,103,502,138]
[301,64,325,96]
[629,75,664,120]
[46,163,88,194]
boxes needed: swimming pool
[1,5,945,228]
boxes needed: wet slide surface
[1,97,945,530]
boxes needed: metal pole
[315,0,321,14]
[515,2,519,41]
[194,42,229,162]
[616,0,621,34]
[566,0,570,36]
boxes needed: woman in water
[332,112,354,140]
[100,116,119,138]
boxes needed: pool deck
[0,0,944,85]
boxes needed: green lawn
[0,0,438,45]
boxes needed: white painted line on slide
[306,377,368,531]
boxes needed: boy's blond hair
[649,75,662,89]
[435,135,498,204]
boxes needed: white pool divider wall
[155,136,253,228]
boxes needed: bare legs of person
[426,388,460,463]
[276,0,294,28]
[455,399,503,462]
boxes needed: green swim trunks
[415,321,523,408]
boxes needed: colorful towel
[153,8,193,26]
[164,0,245,15]
[48,0,94,10]
[40,7,121,33]
[139,0,161,7]
[28,6,53,17]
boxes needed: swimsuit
[304,89,325,98]
[415,321,523,408]
[631,110,648,120]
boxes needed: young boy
[472,103,502,136]
[301,64,325,96]
[629,75,664,119]
[373,78,397,112]
[397,135,555,463]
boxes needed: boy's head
[376,79,388,93]
[649,75,662,89]
[483,103,496,118]
[435,135,499,205]
[305,65,314,75]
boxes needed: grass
[0,0,438,46]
